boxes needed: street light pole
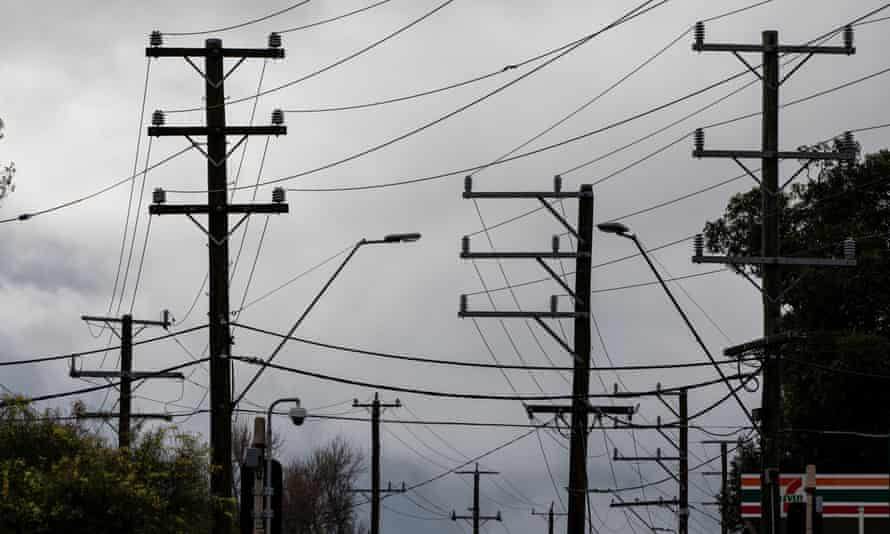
[596,222,758,434]
[233,233,421,406]
[264,398,306,534]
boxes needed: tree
[704,148,890,528]
[0,397,215,534]
[282,436,367,534]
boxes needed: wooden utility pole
[459,177,600,534]
[73,312,180,448]
[351,393,404,534]
[691,22,857,534]
[145,31,288,534]
[703,439,735,534]
[532,502,568,534]
[451,463,502,534]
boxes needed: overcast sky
[2,1,889,532]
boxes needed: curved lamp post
[264,397,307,534]
[596,222,757,430]
[233,233,422,406]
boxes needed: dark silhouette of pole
[679,389,688,534]
[205,39,235,534]
[119,314,133,449]
[452,463,501,534]
[567,184,593,534]
[352,393,402,534]
[533,502,567,534]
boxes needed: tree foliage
[0,398,215,534]
[704,149,890,528]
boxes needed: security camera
[289,401,307,426]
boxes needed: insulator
[464,175,473,194]
[613,448,619,460]
[694,233,704,257]
[271,109,285,126]
[459,294,468,313]
[843,131,857,156]
[272,186,286,203]
[150,30,163,47]
[553,174,562,193]
[152,187,166,204]
[151,110,165,127]
[552,235,560,253]
[843,237,856,260]
[843,25,854,51]
[693,128,705,154]
[694,21,705,49]
[550,295,558,313]
[268,32,282,49]
[461,235,470,254]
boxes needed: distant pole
[452,463,501,534]
[679,390,688,534]
[721,442,728,534]
[533,501,567,534]
[351,393,403,534]
[119,314,133,449]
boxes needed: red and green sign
[741,474,890,518]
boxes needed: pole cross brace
[146,47,285,59]
[148,126,286,137]
[609,498,680,508]
[692,254,856,267]
[78,412,173,421]
[461,251,588,259]
[693,149,855,161]
[692,43,853,55]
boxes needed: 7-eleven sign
[741,474,890,518]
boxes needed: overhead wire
[276,0,396,33]
[162,0,312,37]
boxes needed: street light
[596,222,758,432]
[265,397,307,534]
[233,232,422,406]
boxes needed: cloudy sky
[2,0,889,532]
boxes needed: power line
[228,355,756,400]
[165,0,460,114]
[0,358,210,407]
[231,321,758,372]
[163,0,311,37]
[167,1,667,194]
[277,0,396,33]
[0,324,208,366]
[0,144,193,224]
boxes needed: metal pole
[205,37,234,534]
[474,464,481,534]
[721,442,728,534]
[549,503,555,534]
[119,314,133,449]
[761,29,782,534]
[253,417,266,534]
[679,390,689,534]
[567,185,593,534]
[371,394,381,534]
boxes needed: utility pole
[351,393,405,534]
[459,176,599,534]
[691,22,858,534]
[702,439,736,534]
[532,502,568,534]
[145,31,288,534]
[73,312,181,448]
[613,390,687,533]
[451,463,502,534]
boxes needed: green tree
[704,148,890,528]
[0,397,216,534]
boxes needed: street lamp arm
[233,240,365,405]
[233,232,420,406]
[626,234,760,435]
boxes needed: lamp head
[288,399,307,426]
[597,222,632,237]
[383,232,422,243]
